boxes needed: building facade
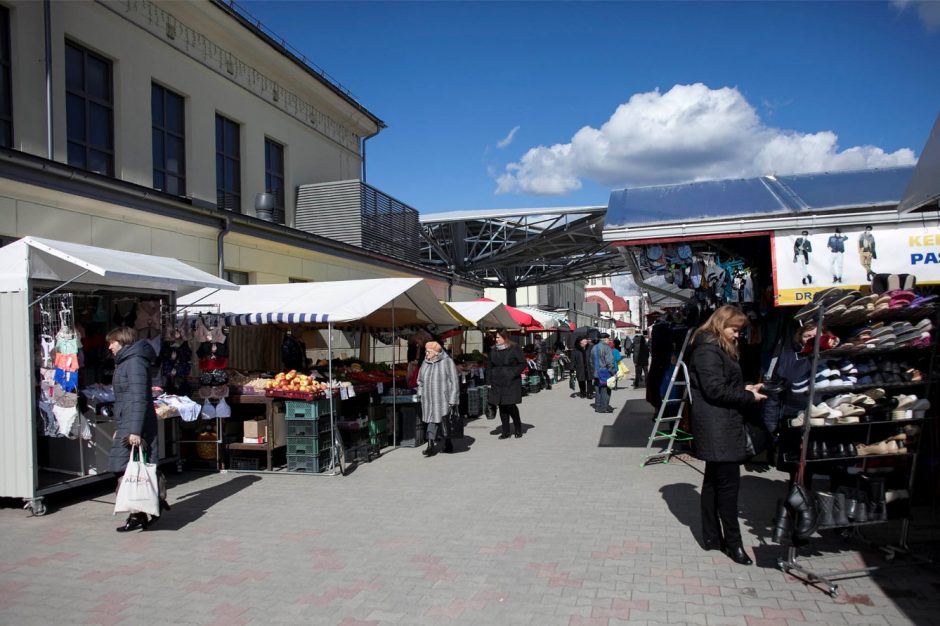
[0,0,477,299]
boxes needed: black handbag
[444,406,465,439]
[744,420,771,457]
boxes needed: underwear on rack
[52,404,78,437]
[198,356,228,371]
[54,352,80,371]
[55,332,79,355]
[53,368,78,392]
[40,335,55,368]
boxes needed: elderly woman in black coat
[107,326,167,532]
[487,330,527,439]
[570,336,594,399]
[688,306,766,565]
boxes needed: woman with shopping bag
[417,341,460,456]
[107,327,169,532]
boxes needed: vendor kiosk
[0,237,237,515]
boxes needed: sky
[239,1,940,217]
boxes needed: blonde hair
[692,305,748,359]
[106,326,137,347]
[424,341,443,355]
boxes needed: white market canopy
[443,300,520,329]
[0,236,237,294]
[179,277,458,328]
[513,305,567,330]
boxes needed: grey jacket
[418,352,460,424]
[108,340,158,473]
[590,341,615,378]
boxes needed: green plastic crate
[368,417,388,435]
[284,399,330,420]
[286,436,319,456]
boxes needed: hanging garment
[53,352,80,371]
[37,401,58,437]
[53,368,79,392]
[40,335,55,368]
[52,404,79,437]
[55,330,79,355]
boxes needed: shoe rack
[775,288,937,597]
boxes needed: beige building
[0,0,478,299]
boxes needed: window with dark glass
[264,138,285,224]
[223,269,249,285]
[215,114,240,211]
[0,6,12,148]
[152,84,185,196]
[65,41,113,175]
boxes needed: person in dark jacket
[633,334,649,387]
[570,336,594,399]
[107,327,166,532]
[761,322,820,434]
[688,305,766,565]
[537,337,553,390]
[487,331,527,438]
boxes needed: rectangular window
[65,41,113,175]
[264,138,285,224]
[215,114,240,211]
[0,6,11,147]
[223,269,249,285]
[151,83,186,196]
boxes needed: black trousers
[577,379,588,398]
[498,404,521,436]
[701,461,742,548]
[538,368,552,389]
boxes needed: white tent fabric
[443,300,520,329]
[179,277,458,328]
[513,306,566,330]
[0,236,237,294]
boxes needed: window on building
[0,6,11,148]
[223,269,249,285]
[264,138,285,224]
[65,41,113,175]
[152,83,185,196]
[288,277,310,283]
[215,114,240,211]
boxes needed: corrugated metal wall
[0,290,38,499]
[295,180,363,247]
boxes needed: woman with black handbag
[688,306,766,565]
[417,341,460,456]
[487,331,527,439]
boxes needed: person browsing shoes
[688,306,767,565]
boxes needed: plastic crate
[467,390,482,416]
[230,456,260,471]
[286,436,319,456]
[286,420,316,437]
[527,375,541,386]
[284,399,330,420]
[368,417,388,436]
[286,454,323,473]
[370,434,389,448]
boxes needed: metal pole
[328,322,335,473]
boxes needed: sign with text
[772,223,939,306]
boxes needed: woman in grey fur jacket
[417,341,460,456]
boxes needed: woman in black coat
[487,330,527,438]
[570,336,594,399]
[688,305,766,565]
[107,327,166,532]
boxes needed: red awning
[477,298,543,331]
[614,320,637,328]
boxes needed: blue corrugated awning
[605,166,914,228]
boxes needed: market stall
[179,277,460,473]
[0,236,237,515]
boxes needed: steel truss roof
[419,206,626,288]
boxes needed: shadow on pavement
[150,474,261,531]
[598,398,656,448]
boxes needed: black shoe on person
[498,434,510,440]
[116,513,149,533]
[723,545,753,566]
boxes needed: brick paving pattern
[2,383,938,625]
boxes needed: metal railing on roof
[216,0,363,107]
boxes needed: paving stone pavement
[2,381,939,625]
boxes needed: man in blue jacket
[591,333,615,413]
[827,228,849,283]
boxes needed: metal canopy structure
[419,205,625,288]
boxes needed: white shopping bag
[114,445,159,517]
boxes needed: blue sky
[240,1,940,215]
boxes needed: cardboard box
[243,419,267,439]
[272,404,286,448]
[242,436,266,444]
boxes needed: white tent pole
[27,269,90,307]
[328,321,336,474]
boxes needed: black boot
[863,475,887,522]
[771,499,792,545]
[832,492,850,526]
[116,512,149,533]
[786,483,819,539]
[815,492,835,528]
[422,440,438,457]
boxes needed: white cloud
[496,125,520,149]
[495,83,916,196]
[892,0,940,31]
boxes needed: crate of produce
[284,399,330,420]
[286,454,322,473]
[286,435,319,456]
[368,417,388,436]
[285,419,317,437]
[230,455,260,471]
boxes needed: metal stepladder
[641,328,694,467]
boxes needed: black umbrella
[572,326,598,340]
